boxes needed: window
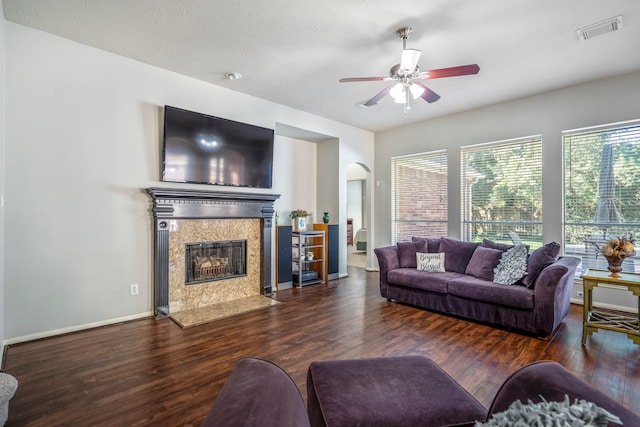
[391,150,447,244]
[460,136,543,248]
[563,121,640,274]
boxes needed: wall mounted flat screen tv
[162,105,274,188]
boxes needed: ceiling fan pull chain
[404,88,410,113]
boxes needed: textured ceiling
[4,0,640,132]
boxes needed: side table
[581,268,640,345]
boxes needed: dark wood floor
[3,266,640,426]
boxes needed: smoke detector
[576,15,623,41]
[224,71,242,80]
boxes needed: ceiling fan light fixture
[389,83,405,100]
[400,48,421,73]
[409,83,425,99]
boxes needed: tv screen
[162,105,274,188]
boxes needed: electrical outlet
[577,290,584,297]
[130,283,139,296]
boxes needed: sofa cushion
[440,238,480,273]
[387,269,462,294]
[483,238,531,253]
[417,252,445,272]
[482,239,514,252]
[397,241,418,268]
[465,246,503,281]
[448,275,535,310]
[521,242,561,288]
[493,245,529,285]
[412,237,441,253]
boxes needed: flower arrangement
[290,209,310,219]
[592,235,636,260]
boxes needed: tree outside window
[461,136,543,248]
[563,121,640,274]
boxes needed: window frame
[460,135,543,247]
[562,119,640,275]
[391,149,448,244]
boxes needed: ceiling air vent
[577,15,623,41]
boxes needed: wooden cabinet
[314,223,339,280]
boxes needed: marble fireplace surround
[146,188,280,319]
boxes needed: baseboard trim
[3,311,154,346]
[570,298,638,314]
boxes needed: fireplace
[185,240,246,284]
[146,188,280,319]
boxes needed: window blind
[391,150,447,244]
[563,121,640,274]
[460,136,543,247]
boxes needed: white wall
[4,23,374,341]
[374,71,640,308]
[0,12,7,357]
[272,135,318,225]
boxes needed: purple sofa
[201,357,640,426]
[374,237,581,337]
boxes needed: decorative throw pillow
[412,237,441,253]
[493,245,528,285]
[521,241,561,288]
[416,252,445,272]
[439,238,480,273]
[397,241,418,268]
[475,396,621,427]
[465,246,503,281]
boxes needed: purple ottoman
[307,356,487,427]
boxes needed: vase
[323,212,330,224]
[605,255,624,277]
[293,216,307,232]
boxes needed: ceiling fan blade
[418,64,480,80]
[339,76,393,83]
[400,48,421,72]
[362,86,392,107]
[413,82,441,103]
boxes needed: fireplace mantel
[146,187,280,318]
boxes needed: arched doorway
[347,163,370,268]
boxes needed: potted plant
[290,209,310,232]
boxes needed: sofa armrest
[488,361,640,425]
[532,256,580,336]
[201,357,310,427]
[374,246,400,299]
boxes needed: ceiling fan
[339,27,480,111]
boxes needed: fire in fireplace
[185,240,247,285]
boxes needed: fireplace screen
[185,240,247,285]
